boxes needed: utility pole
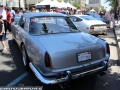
[19,0,21,9]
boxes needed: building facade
[86,0,101,10]
[89,0,101,4]
[75,0,86,10]
[80,0,86,10]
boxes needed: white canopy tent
[89,9,96,13]
[50,0,61,8]
[59,0,67,8]
[36,0,51,6]
[66,2,76,9]
[36,0,61,8]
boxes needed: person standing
[110,10,116,27]
[9,7,15,22]
[6,8,11,33]
[104,11,111,27]
[0,5,7,38]
[0,14,8,53]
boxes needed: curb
[114,27,120,65]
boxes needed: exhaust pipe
[101,60,112,71]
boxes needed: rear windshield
[80,16,97,20]
[29,16,79,35]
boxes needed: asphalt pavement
[0,29,120,90]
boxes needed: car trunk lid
[36,32,105,69]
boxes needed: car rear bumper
[90,30,107,34]
[29,60,112,84]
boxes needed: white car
[70,15,110,36]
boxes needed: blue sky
[86,0,111,11]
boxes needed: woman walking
[0,14,8,53]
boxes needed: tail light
[90,26,94,31]
[106,43,110,55]
[44,52,51,68]
[106,25,110,30]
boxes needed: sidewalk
[113,21,120,65]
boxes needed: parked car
[70,15,110,36]
[85,12,109,25]
[11,12,111,85]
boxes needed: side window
[19,16,26,28]
[70,16,76,22]
[57,17,68,26]
[24,18,30,31]
[73,17,82,22]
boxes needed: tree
[90,7,93,9]
[93,7,99,12]
[105,0,118,9]
[57,0,62,2]
[101,7,106,12]
[105,0,118,18]
[72,1,80,9]
[64,0,69,2]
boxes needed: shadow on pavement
[0,40,26,86]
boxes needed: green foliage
[90,7,93,9]
[64,0,69,2]
[105,0,118,9]
[94,7,99,12]
[57,0,62,2]
[101,7,106,12]
[72,1,80,9]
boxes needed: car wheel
[21,44,30,70]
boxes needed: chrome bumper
[29,60,112,84]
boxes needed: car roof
[71,15,89,17]
[23,12,67,18]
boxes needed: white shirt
[0,9,6,20]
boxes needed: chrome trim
[29,61,110,84]
[72,66,104,79]
[29,62,68,84]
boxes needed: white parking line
[6,72,30,86]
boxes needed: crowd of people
[0,5,15,54]
[0,4,119,54]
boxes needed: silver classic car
[11,12,112,85]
